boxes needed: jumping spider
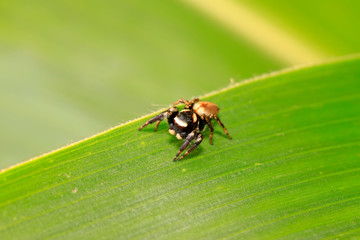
[138,98,232,161]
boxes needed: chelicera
[138,98,232,161]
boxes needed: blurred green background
[1,0,359,170]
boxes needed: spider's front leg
[138,107,178,131]
[173,131,204,161]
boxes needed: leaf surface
[1,56,360,239]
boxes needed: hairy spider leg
[173,131,196,161]
[172,98,200,107]
[189,98,200,105]
[177,133,204,161]
[214,116,232,139]
[154,120,161,131]
[204,116,214,145]
[138,109,176,131]
[172,99,191,106]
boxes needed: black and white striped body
[138,98,231,161]
[168,108,205,140]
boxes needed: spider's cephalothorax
[138,98,232,161]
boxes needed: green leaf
[0,0,282,169]
[1,55,360,239]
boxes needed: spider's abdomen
[193,101,219,119]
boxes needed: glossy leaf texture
[1,56,360,239]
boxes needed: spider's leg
[190,98,200,105]
[173,131,196,161]
[204,116,214,145]
[154,120,161,131]
[172,99,190,106]
[214,116,232,139]
[173,98,200,107]
[138,108,176,131]
[177,133,204,161]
